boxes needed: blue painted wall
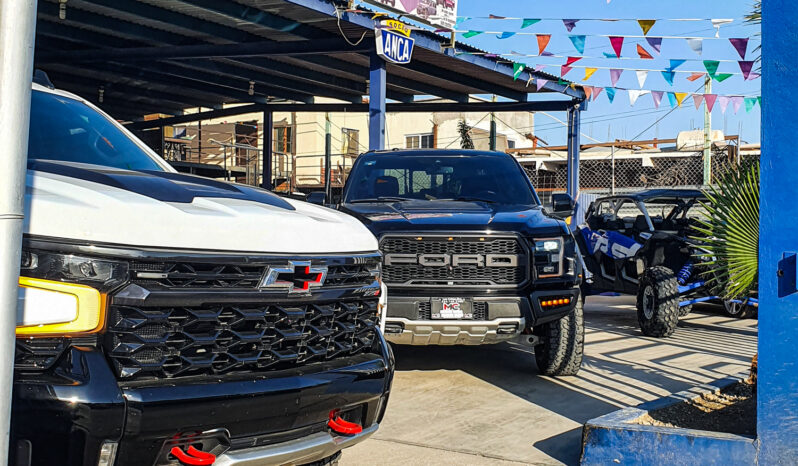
[759,1,798,462]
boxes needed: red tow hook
[327,411,363,435]
[170,445,217,465]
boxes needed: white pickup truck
[13,81,393,466]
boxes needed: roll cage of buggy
[576,189,715,337]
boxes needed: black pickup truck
[330,149,584,375]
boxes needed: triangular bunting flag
[731,96,743,114]
[455,17,470,27]
[603,52,618,58]
[703,60,720,76]
[713,73,733,82]
[758,96,762,107]
[569,35,587,54]
[667,92,678,108]
[638,20,656,35]
[729,38,749,59]
[521,18,541,29]
[745,97,757,112]
[605,87,617,103]
[609,36,624,58]
[610,69,623,87]
[497,32,516,39]
[693,94,704,110]
[646,37,663,54]
[669,59,686,71]
[674,92,688,107]
[561,66,573,78]
[537,34,552,55]
[488,14,506,19]
[540,51,554,57]
[463,30,484,39]
[593,86,604,101]
[513,63,525,80]
[661,70,676,86]
[739,61,754,80]
[628,90,650,106]
[687,38,703,56]
[566,56,582,66]
[687,72,706,82]
[536,79,549,92]
[584,86,593,100]
[705,94,718,112]
[637,44,653,59]
[651,90,664,108]
[563,19,579,32]
[718,96,731,114]
[636,70,649,88]
[583,68,598,81]
[534,64,546,72]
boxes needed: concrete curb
[580,371,757,465]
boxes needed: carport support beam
[566,103,582,198]
[0,0,38,461]
[262,111,273,190]
[369,50,386,151]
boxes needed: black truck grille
[380,235,527,287]
[105,299,379,380]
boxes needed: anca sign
[375,20,415,65]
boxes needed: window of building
[406,133,434,149]
[273,126,293,154]
[342,128,360,156]
[507,139,516,149]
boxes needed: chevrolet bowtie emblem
[259,261,328,294]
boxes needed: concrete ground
[342,296,758,466]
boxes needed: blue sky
[393,0,761,146]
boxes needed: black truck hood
[340,200,568,237]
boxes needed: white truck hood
[24,161,378,254]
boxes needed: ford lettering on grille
[384,254,518,267]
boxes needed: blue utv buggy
[574,189,756,337]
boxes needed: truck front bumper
[384,317,525,345]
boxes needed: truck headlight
[533,237,564,278]
[16,250,128,336]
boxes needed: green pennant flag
[713,73,733,82]
[745,97,758,112]
[513,63,526,80]
[521,18,541,29]
[463,30,484,38]
[558,78,568,85]
[758,96,762,107]
[703,60,720,76]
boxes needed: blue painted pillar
[566,103,581,198]
[759,2,798,461]
[369,49,386,151]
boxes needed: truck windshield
[344,154,539,205]
[27,90,164,171]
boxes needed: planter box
[581,372,756,465]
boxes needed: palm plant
[693,161,760,300]
[458,119,474,149]
[745,1,762,70]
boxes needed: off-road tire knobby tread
[535,298,585,376]
[637,266,680,338]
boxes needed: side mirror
[550,193,575,219]
[306,192,327,205]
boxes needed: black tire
[637,266,680,338]
[723,300,756,319]
[534,297,584,376]
[679,304,693,317]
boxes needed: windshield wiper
[349,196,413,203]
[440,197,497,204]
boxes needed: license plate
[431,298,473,319]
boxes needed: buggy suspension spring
[677,262,693,285]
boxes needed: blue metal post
[759,1,798,461]
[566,103,581,198]
[369,49,386,151]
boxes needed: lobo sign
[375,20,415,65]
[365,0,458,30]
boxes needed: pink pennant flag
[610,69,623,87]
[704,94,718,112]
[651,90,664,108]
[729,38,749,59]
[718,96,731,114]
[534,64,547,72]
[687,72,706,82]
[609,36,624,58]
[561,66,573,77]
[584,86,593,101]
[739,61,755,80]
[731,96,743,114]
[592,86,604,101]
[693,94,704,110]
[563,19,579,32]
[536,79,549,92]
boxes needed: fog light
[540,297,572,308]
[97,441,118,466]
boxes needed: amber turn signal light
[540,297,572,308]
